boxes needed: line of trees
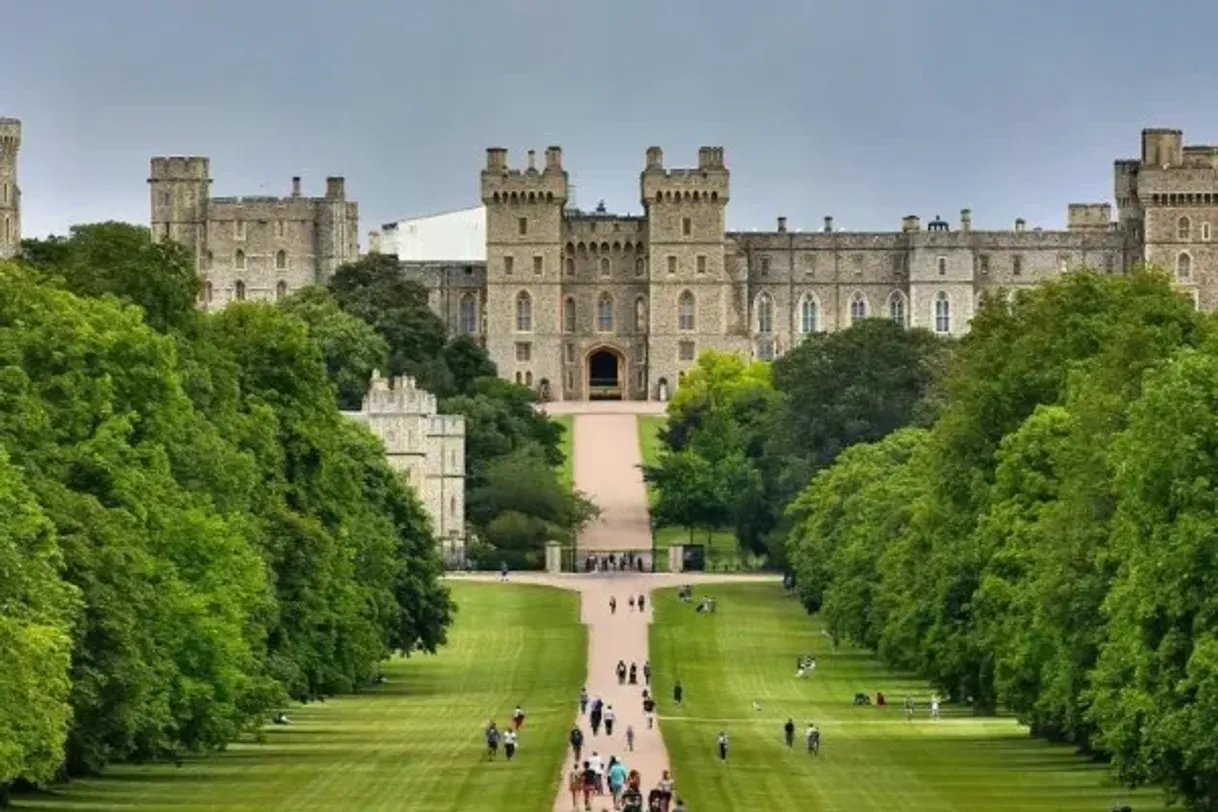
[0,223,586,801]
[786,270,1218,810]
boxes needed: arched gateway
[585,345,625,400]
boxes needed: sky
[7,0,1218,244]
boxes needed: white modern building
[369,206,485,262]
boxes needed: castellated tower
[641,146,740,396]
[480,147,568,389]
[0,118,22,259]
[149,156,211,260]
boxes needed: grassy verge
[553,414,574,491]
[20,582,584,812]
[648,583,1162,812]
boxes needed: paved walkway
[457,403,778,810]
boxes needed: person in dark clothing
[642,694,656,729]
[674,681,684,705]
[638,594,646,611]
[569,725,585,764]
[643,660,651,685]
[610,596,617,614]
[784,718,795,747]
[485,722,500,760]
[717,731,729,761]
[616,660,628,684]
[590,701,603,735]
[628,662,638,684]
[579,687,589,714]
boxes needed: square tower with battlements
[149,157,359,308]
[0,118,21,260]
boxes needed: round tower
[0,118,21,260]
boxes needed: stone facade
[148,158,359,308]
[0,117,20,260]
[343,373,466,563]
[397,129,1218,401]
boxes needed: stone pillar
[545,541,563,574]
[668,545,684,573]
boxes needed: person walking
[628,662,638,685]
[643,660,651,685]
[607,757,628,805]
[511,704,525,731]
[568,765,583,812]
[503,728,517,761]
[673,681,684,706]
[485,721,500,761]
[643,693,656,729]
[638,593,646,612]
[625,724,635,752]
[629,595,636,611]
[610,596,617,614]
[499,561,509,581]
[579,687,589,715]
[569,724,585,765]
[784,718,795,748]
[717,730,729,762]
[807,723,820,755]
[604,704,617,736]
[657,770,675,810]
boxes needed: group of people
[584,552,647,573]
[608,594,647,614]
[781,719,821,754]
[483,704,527,762]
[614,658,650,686]
[796,655,817,678]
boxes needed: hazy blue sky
[7,0,1218,243]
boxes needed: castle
[376,129,1210,401]
[0,118,20,259]
[342,373,466,564]
[147,157,359,305]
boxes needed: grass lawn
[649,583,1162,812]
[553,413,574,491]
[18,582,584,812]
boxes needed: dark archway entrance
[587,348,623,400]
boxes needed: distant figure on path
[784,718,795,747]
[485,721,500,760]
[629,595,636,611]
[590,699,603,735]
[503,728,517,761]
[512,704,526,730]
[643,693,656,728]
[806,723,821,755]
[617,660,628,684]
[604,704,617,735]
[569,724,585,764]
[608,757,628,802]
[930,695,941,720]
[625,724,635,751]
[674,681,684,705]
[610,596,617,614]
[643,660,651,685]
[579,687,589,714]
[904,695,915,720]
[629,662,638,684]
[567,765,583,812]
[638,593,646,611]
[500,561,509,581]
[657,770,675,809]
[581,760,597,808]
[717,731,729,761]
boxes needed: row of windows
[200,279,290,304]
[205,249,290,271]
[201,220,290,240]
[1176,216,1214,242]
[504,254,710,277]
[755,252,1117,277]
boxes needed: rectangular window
[566,370,575,391]
[518,217,528,235]
[682,217,692,236]
[891,253,904,273]
[275,220,285,238]
[804,254,817,275]
[696,255,707,274]
[503,255,514,275]
[936,256,947,276]
[234,220,245,240]
[1012,255,1023,276]
[978,254,991,274]
[515,342,531,362]
[756,339,775,361]
[679,340,696,361]
[533,255,543,275]
[564,342,575,364]
[634,343,646,363]
[760,256,771,275]
[667,255,677,274]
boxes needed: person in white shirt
[503,729,517,760]
[604,704,617,735]
[717,731,729,761]
[588,752,605,794]
[930,695,941,720]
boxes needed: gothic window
[235,249,246,270]
[563,296,576,334]
[599,257,611,277]
[515,291,532,332]
[888,291,907,327]
[678,290,695,331]
[799,295,819,334]
[525,370,533,386]
[756,292,774,334]
[1178,216,1191,241]
[275,280,288,300]
[275,250,287,270]
[1177,251,1193,281]
[234,280,247,301]
[597,293,614,332]
[565,257,575,276]
[634,296,647,333]
[459,293,478,334]
[849,291,868,324]
[934,291,951,334]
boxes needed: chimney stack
[777,216,788,233]
[527,149,536,170]
[545,146,563,171]
[291,176,301,197]
[902,215,921,232]
[823,215,834,233]
[1015,217,1026,233]
[961,208,972,232]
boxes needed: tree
[278,286,389,410]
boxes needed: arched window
[634,297,647,333]
[756,292,774,334]
[1178,216,1192,241]
[678,290,695,331]
[458,293,478,333]
[564,257,575,276]
[515,291,532,332]
[849,291,867,324]
[934,291,951,334]
[275,250,287,270]
[1177,251,1193,280]
[888,291,907,327]
[234,280,247,301]
[235,249,246,270]
[597,293,614,332]
[599,257,611,277]
[525,370,533,386]
[275,280,288,300]
[799,295,819,334]
[563,296,576,333]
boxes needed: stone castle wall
[343,373,466,564]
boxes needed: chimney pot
[291,176,301,197]
[823,215,834,233]
[527,149,536,170]
[777,216,788,233]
